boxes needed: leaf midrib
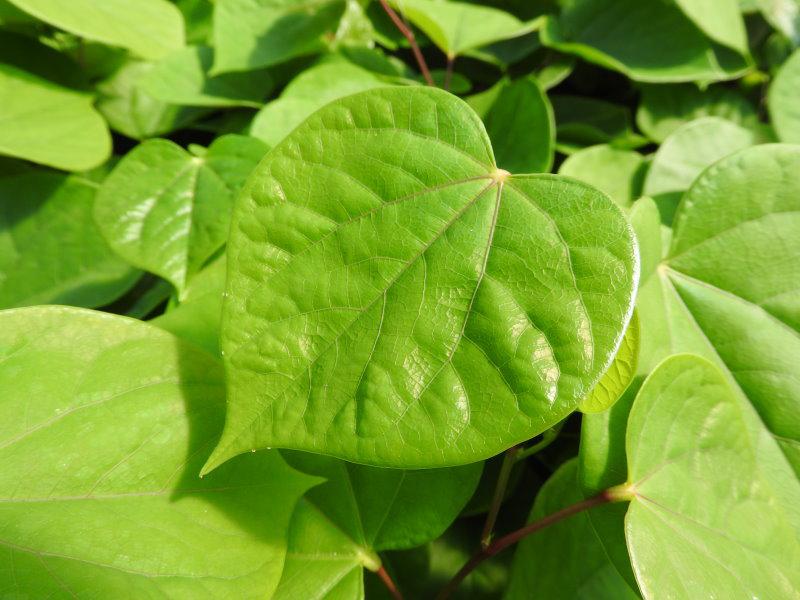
[215,179,500,463]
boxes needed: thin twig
[436,491,619,600]
[480,444,520,549]
[378,0,434,86]
[376,564,404,600]
[444,53,455,91]
[515,425,561,462]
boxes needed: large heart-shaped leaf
[638,143,800,472]
[5,0,185,60]
[623,354,800,598]
[272,453,481,598]
[541,0,750,82]
[205,86,638,471]
[0,64,110,171]
[0,171,139,309]
[505,460,640,600]
[211,0,346,73]
[0,306,317,598]
[95,135,268,296]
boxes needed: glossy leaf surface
[0,306,317,598]
[580,311,639,414]
[95,135,268,296]
[208,86,638,470]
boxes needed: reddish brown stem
[376,564,404,600]
[378,0,434,86]
[436,491,615,600]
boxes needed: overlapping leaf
[0,64,110,171]
[0,306,317,598]
[769,49,800,143]
[273,453,481,598]
[505,460,640,599]
[5,0,185,60]
[212,0,346,73]
[624,355,800,598]
[638,143,800,471]
[95,135,268,296]
[142,45,275,108]
[0,172,139,308]
[389,0,535,57]
[541,0,750,82]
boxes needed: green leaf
[211,0,346,73]
[624,354,800,598]
[541,0,750,83]
[250,60,384,146]
[558,145,647,208]
[389,0,534,57]
[95,135,268,296]
[0,63,110,171]
[636,83,759,143]
[638,144,800,472]
[580,311,640,414]
[5,0,185,60]
[483,76,555,173]
[673,0,748,55]
[628,197,663,284]
[0,172,139,308]
[505,460,640,600]
[96,59,208,140]
[769,49,800,143]
[153,255,227,356]
[758,0,800,45]
[578,381,641,591]
[0,30,89,89]
[142,45,275,108]
[273,453,481,598]
[550,95,644,154]
[642,117,757,218]
[0,306,318,598]
[206,86,638,471]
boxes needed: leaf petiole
[437,486,629,600]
